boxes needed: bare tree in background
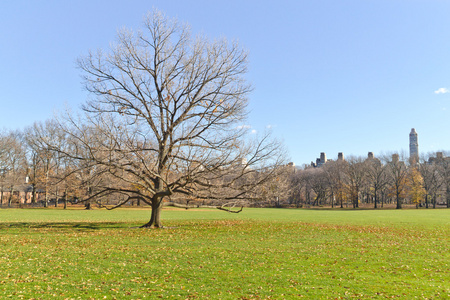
[25,120,69,207]
[345,156,366,208]
[418,154,442,209]
[289,166,315,207]
[323,160,347,208]
[45,11,285,227]
[365,155,389,209]
[307,168,329,206]
[385,153,408,209]
[258,164,295,207]
[435,152,450,208]
[0,131,26,207]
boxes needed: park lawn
[0,208,448,299]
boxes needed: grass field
[0,208,448,299]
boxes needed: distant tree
[307,168,328,206]
[365,156,389,209]
[0,131,8,205]
[26,120,68,207]
[290,166,316,207]
[45,10,285,227]
[259,164,295,207]
[0,131,27,207]
[435,152,450,208]
[345,156,366,208]
[407,166,426,208]
[288,169,303,207]
[24,147,41,205]
[385,153,408,209]
[418,155,442,209]
[323,160,347,208]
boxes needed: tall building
[311,152,328,167]
[409,128,419,160]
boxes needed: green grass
[0,208,448,299]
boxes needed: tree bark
[396,193,402,209]
[447,187,450,208]
[44,169,49,208]
[55,187,58,207]
[141,198,163,228]
[31,184,36,205]
[8,187,13,208]
[63,189,67,209]
[374,193,378,209]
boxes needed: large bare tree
[45,11,284,227]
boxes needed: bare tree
[45,11,284,227]
[434,152,450,208]
[0,131,27,207]
[345,156,366,208]
[25,120,69,207]
[418,154,442,209]
[323,160,347,208]
[365,155,389,209]
[385,153,408,209]
[258,164,295,207]
[306,168,328,206]
[290,165,316,207]
[0,131,8,206]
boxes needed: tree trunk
[425,194,429,209]
[396,192,402,209]
[31,184,36,205]
[8,187,13,208]
[63,189,67,209]
[447,186,450,208]
[44,170,49,208]
[313,197,318,206]
[374,193,377,209]
[141,198,163,228]
[55,187,59,207]
[331,192,334,208]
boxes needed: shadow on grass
[0,222,138,230]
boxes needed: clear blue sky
[1,0,450,165]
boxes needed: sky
[1,0,450,166]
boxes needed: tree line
[0,122,287,207]
[286,153,450,209]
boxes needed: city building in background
[409,128,419,161]
[311,129,419,167]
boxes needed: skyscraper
[409,128,419,160]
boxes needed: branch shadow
[0,222,135,231]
